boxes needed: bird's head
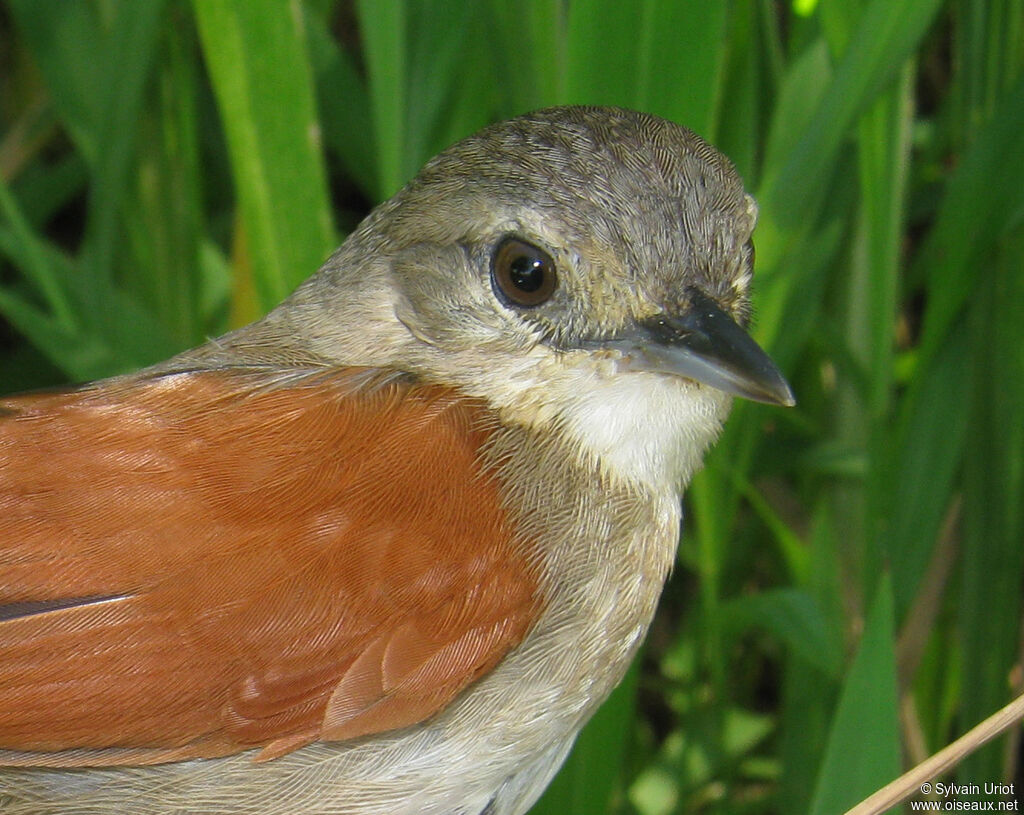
[267,106,793,489]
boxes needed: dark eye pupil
[509,255,546,292]
[491,236,558,307]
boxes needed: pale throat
[474,350,732,494]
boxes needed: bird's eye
[491,237,557,307]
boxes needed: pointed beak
[601,289,795,406]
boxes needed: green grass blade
[754,0,943,355]
[8,0,166,332]
[0,290,102,379]
[124,11,208,347]
[957,225,1024,785]
[355,0,407,199]
[884,330,972,619]
[404,0,481,169]
[194,0,336,315]
[564,0,644,108]
[776,503,844,814]
[887,74,1024,619]
[760,38,831,192]
[715,0,763,180]
[842,68,915,604]
[760,0,943,230]
[809,575,901,815]
[306,17,377,199]
[77,0,166,304]
[564,0,726,136]
[632,0,727,138]
[853,70,912,420]
[0,178,75,328]
[5,0,106,164]
[913,74,1024,369]
[486,0,566,113]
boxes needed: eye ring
[491,237,558,308]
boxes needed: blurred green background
[1,1,1022,812]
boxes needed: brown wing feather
[0,368,541,766]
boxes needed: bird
[0,105,793,815]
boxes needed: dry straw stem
[844,692,1024,815]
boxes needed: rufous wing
[0,368,541,767]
